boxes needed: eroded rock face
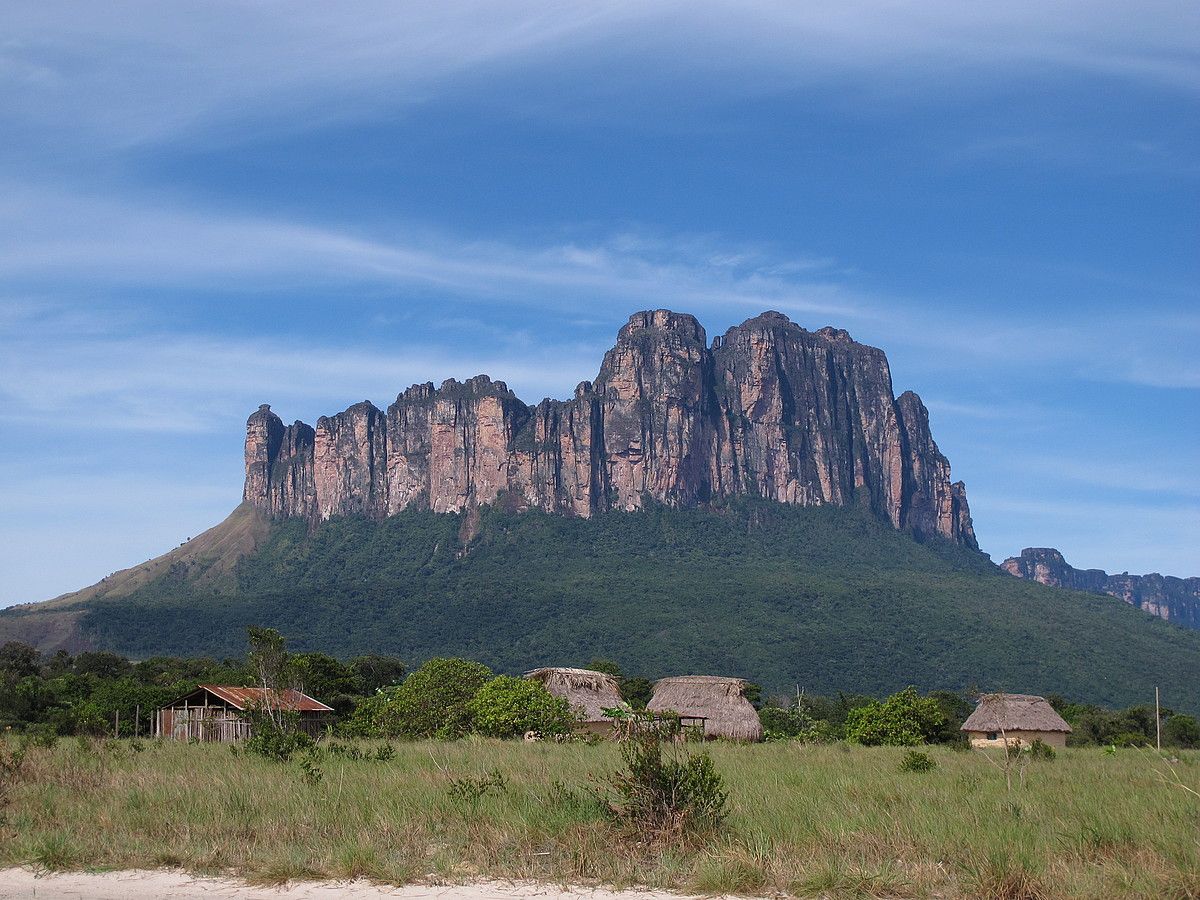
[1002,548,1200,629]
[242,309,979,548]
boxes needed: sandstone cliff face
[243,310,979,548]
[1002,548,1200,630]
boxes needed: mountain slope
[0,503,270,652]
[8,500,1196,712]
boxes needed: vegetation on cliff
[47,500,1200,712]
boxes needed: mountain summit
[245,310,976,548]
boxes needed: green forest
[56,500,1200,712]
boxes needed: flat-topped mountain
[1002,548,1200,630]
[4,309,1198,711]
[246,310,976,547]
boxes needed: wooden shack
[155,684,334,742]
[961,693,1072,749]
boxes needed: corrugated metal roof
[196,684,334,712]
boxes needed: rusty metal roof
[182,684,333,712]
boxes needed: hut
[961,693,1072,749]
[524,667,628,735]
[154,685,334,743]
[647,675,763,742]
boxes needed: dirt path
[0,869,700,900]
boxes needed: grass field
[1,737,1197,899]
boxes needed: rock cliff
[1002,548,1200,629]
[243,310,978,548]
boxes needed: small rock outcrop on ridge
[244,310,978,548]
[1002,548,1200,629]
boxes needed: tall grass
[1,737,1196,898]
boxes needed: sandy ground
[0,869,700,900]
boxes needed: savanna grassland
[2,737,1197,899]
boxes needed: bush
[1028,739,1056,760]
[244,711,314,761]
[604,712,727,840]
[468,676,577,738]
[899,750,936,772]
[339,688,397,738]
[759,705,837,743]
[1164,714,1200,749]
[373,658,493,739]
[845,687,944,746]
[447,769,508,809]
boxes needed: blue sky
[1,2,1197,607]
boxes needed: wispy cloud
[6,3,1196,145]
[0,185,866,320]
[0,305,606,433]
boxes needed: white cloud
[2,1,1195,154]
[0,185,865,320]
[0,305,606,434]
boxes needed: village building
[961,693,1072,749]
[524,667,628,735]
[647,675,764,741]
[154,684,334,743]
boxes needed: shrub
[447,769,507,809]
[244,711,314,761]
[845,687,944,746]
[374,658,493,739]
[24,724,59,749]
[604,712,727,840]
[298,750,323,786]
[899,750,936,772]
[759,705,837,743]
[468,676,577,739]
[1164,713,1200,749]
[0,740,27,817]
[1028,739,1056,760]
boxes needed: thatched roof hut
[961,693,1072,748]
[647,675,763,741]
[524,667,628,732]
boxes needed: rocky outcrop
[243,310,979,548]
[1002,548,1200,630]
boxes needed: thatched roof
[647,675,763,741]
[524,667,628,724]
[961,694,1072,734]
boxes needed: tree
[247,627,289,692]
[925,689,972,745]
[1164,713,1200,749]
[375,658,492,739]
[0,642,40,680]
[290,652,359,715]
[348,655,406,694]
[245,626,296,734]
[620,677,653,709]
[587,658,623,678]
[469,676,576,738]
[845,687,944,746]
[72,651,131,680]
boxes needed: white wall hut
[961,693,1072,749]
[524,667,628,735]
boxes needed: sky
[1,1,1198,607]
